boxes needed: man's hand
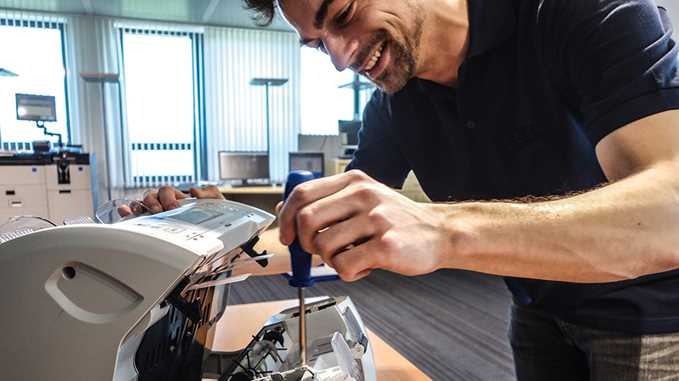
[118,185,224,217]
[277,170,450,282]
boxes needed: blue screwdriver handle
[284,171,317,288]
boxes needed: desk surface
[210,298,431,381]
[218,185,284,195]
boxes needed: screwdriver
[284,170,317,367]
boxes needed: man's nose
[324,34,358,72]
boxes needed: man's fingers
[129,200,148,215]
[190,185,224,199]
[295,188,368,254]
[311,214,377,263]
[174,188,188,200]
[330,240,382,282]
[279,170,368,245]
[142,190,163,214]
[117,205,132,217]
[158,186,184,210]
[135,185,220,217]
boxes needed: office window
[300,48,355,135]
[300,48,374,135]
[120,29,204,186]
[0,20,69,151]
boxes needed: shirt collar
[466,0,517,58]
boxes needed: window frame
[0,18,71,151]
[117,27,206,188]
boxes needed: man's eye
[336,1,354,26]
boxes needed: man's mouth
[363,41,385,71]
[358,40,388,80]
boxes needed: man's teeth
[364,42,385,72]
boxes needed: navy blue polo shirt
[347,0,679,334]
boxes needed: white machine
[0,151,94,224]
[0,199,376,381]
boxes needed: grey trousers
[509,304,679,381]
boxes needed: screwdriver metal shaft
[298,287,307,365]
[284,171,317,368]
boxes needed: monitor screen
[289,152,324,177]
[16,94,57,122]
[219,152,270,181]
[338,120,361,146]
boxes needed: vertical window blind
[204,27,300,182]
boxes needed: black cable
[35,121,63,149]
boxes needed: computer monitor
[338,120,361,146]
[16,94,57,122]
[289,152,324,178]
[218,151,270,185]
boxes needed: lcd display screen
[170,207,221,225]
[16,94,57,122]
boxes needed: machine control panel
[116,199,275,257]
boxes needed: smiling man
[136,0,679,379]
[248,0,679,378]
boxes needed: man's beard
[363,6,424,94]
[376,34,419,94]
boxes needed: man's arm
[278,112,679,283]
[439,110,679,282]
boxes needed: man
[134,0,679,379]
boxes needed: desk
[219,185,284,215]
[219,185,284,196]
[210,298,431,381]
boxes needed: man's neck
[415,0,470,87]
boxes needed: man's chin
[371,74,409,94]
[378,84,404,95]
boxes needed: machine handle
[5,190,15,196]
[284,171,317,288]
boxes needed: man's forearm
[439,160,679,283]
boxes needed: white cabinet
[44,163,92,191]
[45,163,94,224]
[0,166,49,220]
[46,189,93,224]
[0,165,47,186]
[0,154,95,224]
[0,184,49,219]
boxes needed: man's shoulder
[535,0,660,26]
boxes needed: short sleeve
[543,0,679,145]
[346,91,411,188]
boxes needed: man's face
[279,0,424,94]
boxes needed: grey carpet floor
[228,269,516,381]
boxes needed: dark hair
[243,0,277,26]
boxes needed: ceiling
[0,0,292,31]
